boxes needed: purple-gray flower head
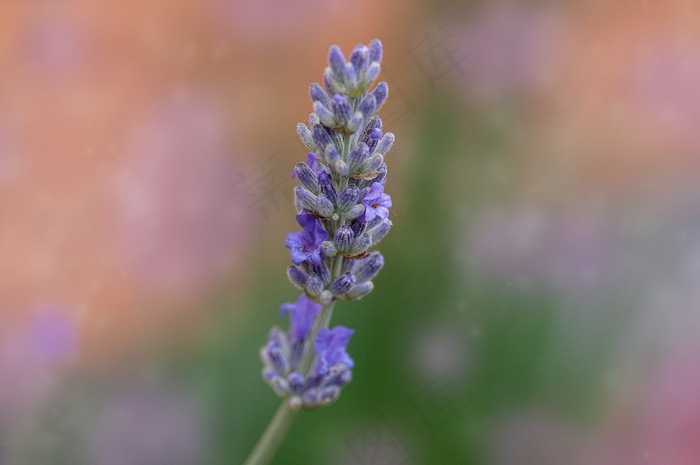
[285,213,329,266]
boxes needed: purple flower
[279,294,322,341]
[285,213,329,265]
[305,152,321,173]
[361,182,392,222]
[314,326,354,375]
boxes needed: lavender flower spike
[247,38,394,465]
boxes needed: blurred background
[2,0,700,464]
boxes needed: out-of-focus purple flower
[453,4,565,102]
[28,306,78,362]
[83,385,206,465]
[285,213,329,265]
[314,326,354,375]
[466,205,616,294]
[279,294,322,342]
[215,0,347,41]
[633,40,700,145]
[0,305,76,423]
[361,182,391,222]
[20,11,93,83]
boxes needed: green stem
[242,400,298,465]
[299,301,335,374]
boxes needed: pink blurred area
[531,1,700,190]
[443,1,700,193]
[583,344,700,465]
[0,1,254,368]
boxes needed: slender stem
[333,255,344,277]
[299,301,335,374]
[243,400,298,465]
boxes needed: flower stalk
[245,38,394,465]
[242,401,297,465]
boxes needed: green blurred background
[2,1,700,464]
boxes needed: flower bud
[309,262,331,286]
[357,95,377,119]
[368,219,392,246]
[337,186,359,211]
[288,372,305,394]
[343,205,365,222]
[329,273,355,296]
[374,132,394,156]
[328,45,346,78]
[287,265,308,290]
[318,171,338,203]
[319,290,333,305]
[348,143,370,173]
[369,39,383,63]
[371,82,388,110]
[312,125,333,149]
[343,63,358,90]
[346,112,364,134]
[294,186,318,212]
[309,83,332,106]
[365,62,380,84]
[297,123,317,152]
[316,195,335,218]
[263,343,288,375]
[349,233,371,256]
[347,281,374,300]
[314,101,336,127]
[309,112,320,126]
[349,219,367,237]
[356,154,383,179]
[332,94,352,125]
[305,274,324,297]
[294,162,319,194]
[263,369,289,397]
[353,252,384,282]
[334,227,354,253]
[350,45,369,74]
[321,241,337,258]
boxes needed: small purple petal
[314,326,355,374]
[280,294,322,341]
[361,182,392,222]
[285,213,329,265]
